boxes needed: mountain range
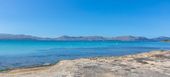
[0,33,170,41]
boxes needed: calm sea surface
[0,40,170,70]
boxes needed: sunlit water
[0,40,170,70]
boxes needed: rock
[0,50,170,77]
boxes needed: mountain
[152,36,170,41]
[0,34,42,40]
[55,35,150,41]
[56,36,106,41]
[111,36,149,41]
[0,33,169,41]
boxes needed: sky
[0,0,170,37]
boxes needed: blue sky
[0,0,169,37]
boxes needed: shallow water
[0,40,170,70]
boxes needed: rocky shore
[0,50,170,77]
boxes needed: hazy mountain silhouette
[0,33,169,41]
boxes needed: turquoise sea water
[0,40,170,70]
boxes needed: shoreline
[1,50,170,77]
[0,50,158,72]
[0,50,148,72]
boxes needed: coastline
[0,50,170,77]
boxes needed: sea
[0,40,170,70]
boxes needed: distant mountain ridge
[0,34,40,40]
[111,36,149,41]
[0,34,169,41]
[151,36,170,41]
[56,36,106,41]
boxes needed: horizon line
[0,33,169,39]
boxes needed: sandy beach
[0,50,170,77]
